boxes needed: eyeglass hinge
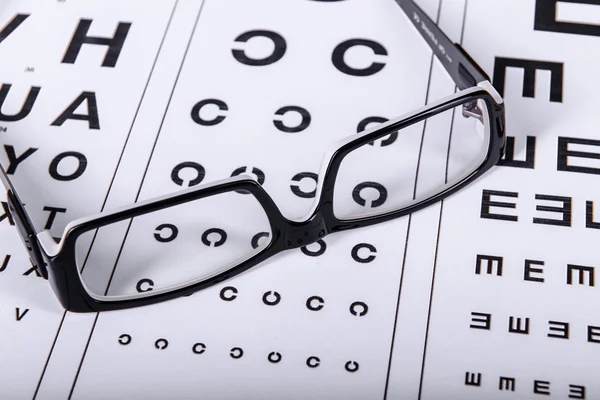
[6,192,48,279]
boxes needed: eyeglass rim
[39,82,501,256]
[29,82,503,311]
[0,0,506,311]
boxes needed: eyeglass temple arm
[0,163,48,278]
[395,0,490,90]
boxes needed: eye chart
[0,0,598,399]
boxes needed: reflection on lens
[76,191,272,299]
[334,98,489,220]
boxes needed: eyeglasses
[1,0,505,312]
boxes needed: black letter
[220,286,238,301]
[352,243,377,263]
[15,307,28,321]
[548,321,569,339]
[232,30,286,66]
[349,301,368,317]
[588,326,600,343]
[533,380,550,395]
[497,136,536,169]
[358,116,397,147]
[49,152,87,181]
[586,201,600,229]
[154,338,168,350]
[192,343,206,354]
[136,279,154,293]
[499,377,516,391]
[558,137,600,175]
[231,166,265,184]
[465,372,481,386]
[353,181,387,208]
[567,264,595,286]
[154,224,178,243]
[171,162,205,187]
[191,99,228,126]
[230,347,243,359]
[23,265,41,277]
[274,106,311,133]
[508,316,530,334]
[306,357,320,368]
[62,19,131,67]
[332,39,387,77]
[533,194,571,226]
[51,91,100,130]
[290,172,318,199]
[43,206,67,230]
[535,0,600,37]
[301,240,326,257]
[475,254,503,276]
[0,202,14,225]
[201,228,227,247]
[251,232,270,249]
[4,145,37,174]
[306,296,324,311]
[569,384,586,399]
[118,334,131,345]
[470,312,491,330]
[231,166,265,194]
[0,84,40,121]
[0,14,30,44]
[268,352,282,363]
[0,254,10,272]
[524,259,545,282]
[262,291,281,306]
[493,57,564,102]
[345,361,359,372]
[480,190,518,221]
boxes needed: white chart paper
[0,0,598,399]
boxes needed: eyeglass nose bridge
[283,212,328,250]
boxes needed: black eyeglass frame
[1,0,505,312]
